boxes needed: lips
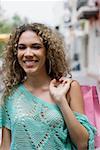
[23,59,39,67]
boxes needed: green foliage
[12,14,23,27]
[0,21,13,33]
[0,8,28,57]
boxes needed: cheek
[17,53,22,65]
[41,52,46,63]
[39,49,46,61]
[17,54,20,63]
[17,51,22,60]
[43,49,46,60]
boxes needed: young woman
[0,23,96,150]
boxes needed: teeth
[25,60,33,62]
[34,60,38,62]
[24,60,38,63]
[24,61,34,66]
[23,60,39,66]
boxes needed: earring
[48,60,51,74]
[13,60,17,75]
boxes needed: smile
[24,59,38,62]
[23,60,39,67]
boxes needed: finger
[59,77,66,82]
[62,79,72,87]
[50,79,59,87]
[50,79,57,84]
[59,78,68,85]
[60,78,72,85]
[63,82,71,92]
[67,78,73,84]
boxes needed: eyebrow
[18,43,43,46]
[31,43,43,46]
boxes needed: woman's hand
[49,77,72,105]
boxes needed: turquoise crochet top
[0,84,96,150]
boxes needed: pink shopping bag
[81,86,100,148]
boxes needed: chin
[24,68,38,75]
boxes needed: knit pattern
[0,84,96,150]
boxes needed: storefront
[77,0,100,84]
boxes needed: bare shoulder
[68,80,85,114]
[69,80,82,94]
[70,80,81,88]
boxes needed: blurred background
[0,0,100,88]
[0,0,100,148]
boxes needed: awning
[0,34,10,42]
[77,6,99,19]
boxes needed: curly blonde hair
[3,23,71,98]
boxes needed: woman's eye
[17,44,43,50]
[18,45,26,50]
[32,44,42,49]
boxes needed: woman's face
[17,30,46,76]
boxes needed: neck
[24,71,51,90]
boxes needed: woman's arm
[58,81,89,150]
[49,79,89,150]
[0,128,11,150]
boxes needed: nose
[24,47,33,57]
